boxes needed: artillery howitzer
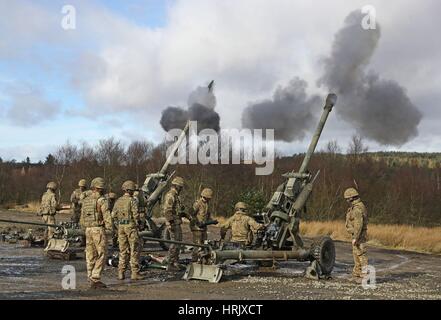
[170,93,338,283]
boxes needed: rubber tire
[310,236,335,275]
[159,227,171,251]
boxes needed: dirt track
[1,210,440,300]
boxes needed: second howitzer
[183,93,338,282]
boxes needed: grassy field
[300,220,441,255]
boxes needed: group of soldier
[39,177,369,288]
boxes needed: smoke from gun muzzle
[317,10,422,145]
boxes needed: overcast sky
[0,0,440,162]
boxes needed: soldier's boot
[118,270,125,280]
[131,272,145,280]
[90,280,107,289]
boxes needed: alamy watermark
[61,265,76,290]
[61,5,76,30]
[165,121,275,176]
[361,265,377,289]
[361,5,377,30]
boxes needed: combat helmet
[344,188,359,199]
[234,202,248,212]
[201,188,213,199]
[46,181,57,190]
[171,176,185,187]
[78,179,87,187]
[90,177,105,189]
[122,180,136,192]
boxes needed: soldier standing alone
[344,187,369,280]
[220,202,264,247]
[112,181,144,281]
[39,181,60,244]
[189,188,213,262]
[162,176,185,272]
[70,179,87,224]
[80,177,112,289]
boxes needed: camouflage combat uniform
[345,198,368,277]
[220,211,263,246]
[162,187,183,265]
[70,188,85,224]
[112,194,141,276]
[80,191,112,283]
[39,190,58,240]
[189,198,210,261]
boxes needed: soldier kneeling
[219,202,264,248]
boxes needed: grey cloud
[318,10,422,146]
[3,83,60,126]
[160,83,220,132]
[241,78,320,142]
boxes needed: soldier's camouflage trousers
[42,215,56,240]
[71,208,81,224]
[118,225,140,274]
[191,230,207,262]
[167,224,182,264]
[85,227,107,282]
[352,242,368,277]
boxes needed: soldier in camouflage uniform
[220,202,264,247]
[133,184,146,229]
[106,192,118,248]
[112,181,144,281]
[80,177,112,289]
[70,179,87,224]
[39,181,60,243]
[189,188,213,262]
[344,188,369,279]
[162,176,185,272]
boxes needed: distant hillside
[367,152,441,169]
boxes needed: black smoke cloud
[242,10,422,146]
[318,10,422,145]
[160,83,220,132]
[242,78,320,142]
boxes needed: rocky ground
[1,210,440,300]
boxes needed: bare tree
[96,137,126,190]
[127,140,153,185]
[326,140,342,155]
[347,134,369,159]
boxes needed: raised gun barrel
[263,93,337,249]
[141,121,190,217]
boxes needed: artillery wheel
[310,236,335,275]
[159,227,171,251]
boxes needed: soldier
[70,179,87,224]
[344,188,368,281]
[133,183,146,229]
[80,177,112,289]
[38,181,60,244]
[106,192,118,248]
[220,202,264,247]
[189,188,213,262]
[112,181,144,281]
[162,176,185,272]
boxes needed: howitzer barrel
[298,93,337,174]
[211,249,311,264]
[0,218,60,229]
[160,121,190,175]
[140,235,209,248]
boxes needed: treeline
[0,136,440,227]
